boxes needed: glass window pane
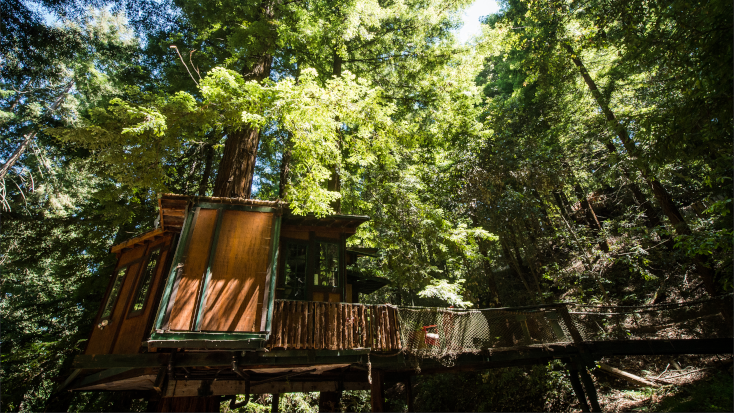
[130,249,161,314]
[284,243,307,300]
[314,242,338,287]
[101,267,128,320]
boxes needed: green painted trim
[195,202,277,213]
[154,205,193,330]
[265,215,282,333]
[150,331,268,341]
[149,340,267,350]
[194,208,225,331]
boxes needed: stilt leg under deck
[578,367,602,412]
[370,370,385,412]
[567,368,591,413]
[271,393,280,413]
[319,390,342,413]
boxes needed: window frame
[277,238,310,301]
[127,246,163,318]
[313,239,341,289]
[100,265,129,322]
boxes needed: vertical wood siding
[199,210,272,332]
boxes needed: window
[129,248,161,316]
[314,242,339,287]
[101,266,128,320]
[283,242,307,300]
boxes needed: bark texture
[211,1,275,198]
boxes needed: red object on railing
[422,325,439,346]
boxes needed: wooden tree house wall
[84,194,371,356]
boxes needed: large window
[314,242,339,288]
[101,266,128,320]
[129,248,161,316]
[282,242,307,300]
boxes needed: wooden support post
[578,366,602,412]
[319,390,342,413]
[370,370,385,412]
[271,393,280,413]
[567,367,590,413]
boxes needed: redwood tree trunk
[211,1,275,198]
[212,126,262,198]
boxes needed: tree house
[83,193,390,356]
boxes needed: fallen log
[598,363,659,387]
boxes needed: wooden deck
[268,300,401,351]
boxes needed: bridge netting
[396,295,732,361]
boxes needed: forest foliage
[1,0,731,411]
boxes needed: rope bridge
[397,295,732,361]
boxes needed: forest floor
[591,354,733,412]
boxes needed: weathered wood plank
[331,303,338,350]
[361,306,367,348]
[296,301,303,350]
[314,302,321,349]
[283,301,291,349]
[352,305,360,348]
[369,307,376,349]
[306,302,313,349]
[393,306,402,349]
[301,301,307,349]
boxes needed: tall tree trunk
[212,1,275,198]
[563,43,719,296]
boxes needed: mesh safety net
[396,295,732,364]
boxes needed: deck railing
[268,300,402,351]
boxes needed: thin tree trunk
[563,43,719,296]
[531,188,554,232]
[478,239,501,307]
[0,81,73,181]
[327,48,344,213]
[279,133,292,199]
[198,143,214,196]
[500,238,532,293]
[573,184,610,252]
[517,222,543,293]
[552,190,573,223]
[622,173,663,228]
